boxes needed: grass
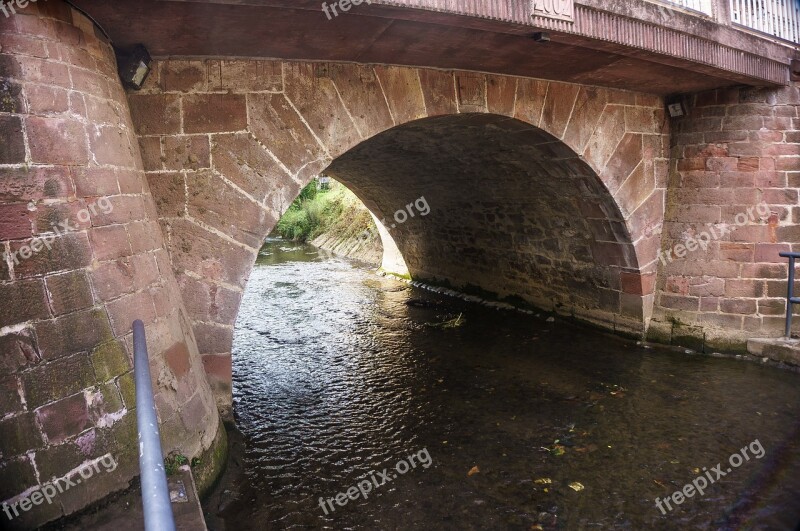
[275,179,374,243]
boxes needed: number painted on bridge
[531,0,574,23]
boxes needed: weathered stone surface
[514,78,548,125]
[183,94,247,134]
[0,375,23,417]
[0,328,40,372]
[247,93,326,175]
[129,59,668,411]
[91,340,131,382]
[186,170,274,248]
[0,413,44,457]
[22,352,95,408]
[330,63,395,137]
[163,135,210,171]
[211,132,288,202]
[418,69,457,117]
[36,392,91,444]
[541,82,580,139]
[0,279,50,328]
[374,66,427,126]
[127,94,181,135]
[0,456,38,501]
[486,75,516,116]
[26,116,88,165]
[45,270,94,316]
[0,116,26,163]
[652,84,800,350]
[456,74,486,113]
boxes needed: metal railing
[133,320,177,531]
[660,0,713,14]
[778,253,800,338]
[730,0,800,43]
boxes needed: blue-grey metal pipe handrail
[133,320,177,531]
[779,252,800,338]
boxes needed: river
[208,238,800,530]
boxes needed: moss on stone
[192,417,228,497]
[92,341,131,382]
[116,371,136,409]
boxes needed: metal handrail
[778,253,800,337]
[133,320,177,531]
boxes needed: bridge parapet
[70,0,799,95]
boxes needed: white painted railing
[730,0,800,43]
[658,0,713,15]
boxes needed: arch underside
[328,114,643,331]
[132,60,668,403]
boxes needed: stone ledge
[747,337,800,365]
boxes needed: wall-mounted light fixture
[666,96,686,118]
[117,44,152,90]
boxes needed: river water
[215,238,800,530]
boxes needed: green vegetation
[164,453,189,476]
[275,179,374,243]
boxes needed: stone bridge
[0,0,798,526]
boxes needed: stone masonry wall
[130,59,668,409]
[0,3,223,528]
[649,82,800,352]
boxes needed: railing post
[779,252,800,339]
[712,0,732,25]
[133,320,177,531]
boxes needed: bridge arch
[131,60,669,407]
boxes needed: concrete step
[747,338,800,366]
[58,466,207,531]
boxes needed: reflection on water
[220,238,800,530]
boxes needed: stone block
[105,290,156,337]
[22,350,95,408]
[34,308,114,361]
[0,413,44,457]
[89,225,132,262]
[0,279,50,329]
[0,374,23,419]
[36,392,91,444]
[540,82,579,138]
[0,455,38,501]
[160,60,206,92]
[45,270,94,316]
[0,115,26,164]
[127,94,181,135]
[91,341,130,383]
[183,94,247,134]
[163,135,210,171]
[26,116,88,165]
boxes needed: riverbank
[274,179,382,266]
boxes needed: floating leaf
[568,482,585,492]
[534,478,552,485]
[467,465,480,477]
[551,445,566,456]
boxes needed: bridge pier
[0,4,224,528]
[1,0,799,525]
